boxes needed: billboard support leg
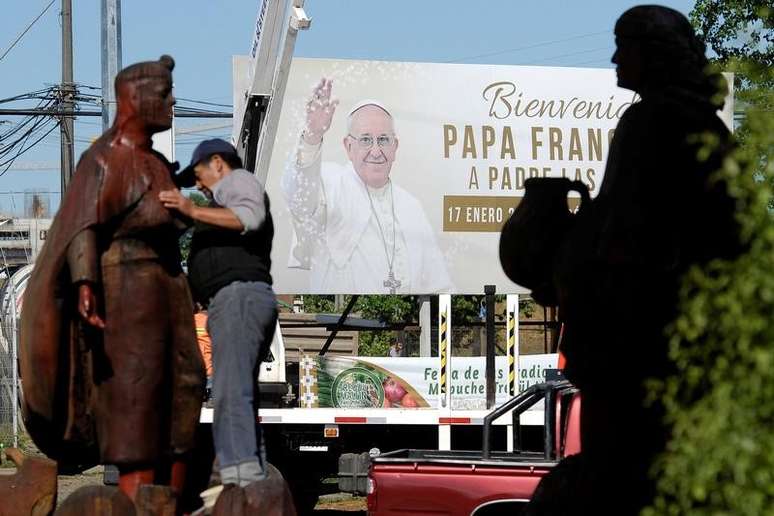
[437,294,452,450]
[485,285,496,409]
[438,425,451,451]
[419,296,431,357]
[319,295,359,356]
[507,294,520,451]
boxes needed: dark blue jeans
[207,280,277,486]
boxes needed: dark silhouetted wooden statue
[501,6,741,514]
[19,55,205,507]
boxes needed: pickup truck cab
[367,379,581,515]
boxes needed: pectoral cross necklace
[365,180,401,294]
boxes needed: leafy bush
[646,4,773,513]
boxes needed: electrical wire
[566,56,615,68]
[0,86,58,105]
[1,97,56,144]
[176,97,233,109]
[0,120,59,177]
[0,83,232,179]
[0,90,60,178]
[75,84,234,109]
[0,0,57,62]
[443,30,609,63]
[0,115,57,163]
[77,83,234,114]
[523,46,615,66]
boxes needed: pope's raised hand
[303,78,339,145]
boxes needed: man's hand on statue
[159,189,195,218]
[303,77,339,145]
[78,283,105,329]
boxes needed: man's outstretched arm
[160,170,266,233]
[159,189,244,231]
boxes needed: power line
[523,46,615,66]
[0,162,59,171]
[0,83,233,181]
[443,30,609,63]
[176,122,232,135]
[0,121,60,178]
[567,56,615,68]
[74,119,104,127]
[75,84,234,108]
[0,108,232,118]
[0,87,59,105]
[0,0,57,62]
[175,97,233,109]
[2,85,233,118]
[0,93,59,178]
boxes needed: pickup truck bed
[367,380,581,516]
[369,449,554,515]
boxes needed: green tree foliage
[453,295,536,322]
[452,295,497,323]
[301,295,336,314]
[646,3,773,514]
[302,295,416,356]
[690,1,772,69]
[303,294,537,356]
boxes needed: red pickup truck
[366,379,581,515]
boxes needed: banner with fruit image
[299,355,429,408]
[298,354,557,409]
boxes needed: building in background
[0,214,51,270]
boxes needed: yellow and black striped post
[440,310,448,396]
[508,311,516,396]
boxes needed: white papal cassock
[281,139,454,294]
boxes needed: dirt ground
[314,493,367,513]
[0,457,365,513]
[56,467,105,504]
[0,473,366,513]
[53,470,366,513]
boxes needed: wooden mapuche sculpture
[19,55,205,506]
[502,6,742,515]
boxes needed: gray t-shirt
[210,169,267,233]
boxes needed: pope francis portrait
[282,78,453,294]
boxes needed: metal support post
[418,296,431,357]
[485,285,496,409]
[319,295,358,356]
[100,0,122,130]
[438,294,451,450]
[506,293,520,451]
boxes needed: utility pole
[59,0,75,194]
[101,0,122,130]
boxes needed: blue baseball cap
[175,138,239,187]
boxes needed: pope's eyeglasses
[348,133,396,149]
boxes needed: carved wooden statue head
[114,55,176,135]
[612,6,725,106]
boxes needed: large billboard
[258,58,734,295]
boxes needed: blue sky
[0,0,696,214]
